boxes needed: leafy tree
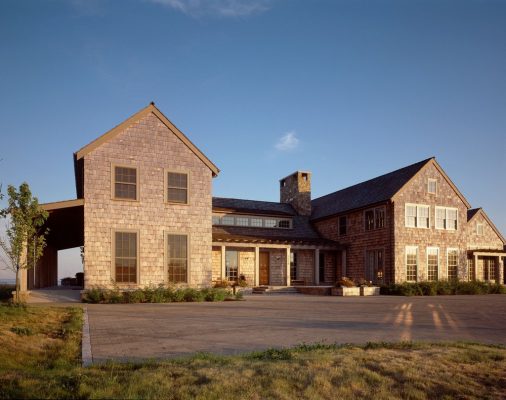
[0,183,48,302]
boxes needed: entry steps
[252,286,300,295]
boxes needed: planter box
[331,287,360,296]
[360,286,381,296]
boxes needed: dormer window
[428,178,437,194]
[213,214,292,229]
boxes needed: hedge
[380,281,506,296]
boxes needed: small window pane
[375,208,385,229]
[448,250,458,281]
[251,218,263,227]
[265,219,277,228]
[236,217,249,226]
[427,248,439,281]
[222,216,234,225]
[278,220,291,229]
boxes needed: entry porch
[212,238,345,287]
[467,250,506,284]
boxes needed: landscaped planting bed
[381,281,506,296]
[81,286,243,304]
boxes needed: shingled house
[26,104,505,291]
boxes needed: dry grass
[0,304,505,399]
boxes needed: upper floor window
[213,214,292,229]
[114,166,138,200]
[339,216,347,236]
[167,172,188,204]
[428,178,437,194]
[476,223,484,236]
[435,207,458,230]
[405,204,430,228]
[365,207,385,231]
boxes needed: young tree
[0,183,48,302]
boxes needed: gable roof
[467,208,506,244]
[311,158,433,220]
[311,157,472,221]
[74,103,220,176]
[213,197,295,216]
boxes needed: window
[405,204,430,228]
[226,250,239,282]
[365,210,375,231]
[428,179,437,194]
[114,166,137,200]
[251,218,263,227]
[278,220,291,229]
[339,216,347,236]
[484,258,496,281]
[435,207,458,230]
[365,207,385,231]
[236,217,249,227]
[468,258,475,281]
[114,231,137,283]
[476,223,484,236]
[366,249,384,283]
[265,219,277,228]
[221,216,235,226]
[212,216,221,225]
[447,249,458,281]
[427,247,439,281]
[167,234,188,283]
[167,172,188,204]
[290,252,297,280]
[406,247,418,282]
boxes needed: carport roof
[40,199,84,250]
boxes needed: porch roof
[40,199,84,250]
[212,232,343,248]
[468,249,506,256]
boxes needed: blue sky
[0,0,505,279]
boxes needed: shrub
[213,279,230,289]
[202,288,229,302]
[124,289,146,304]
[183,288,205,302]
[338,277,355,288]
[382,281,506,296]
[102,289,123,304]
[82,288,103,304]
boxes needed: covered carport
[27,199,84,289]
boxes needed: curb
[82,306,93,367]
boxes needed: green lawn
[1,305,505,399]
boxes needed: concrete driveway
[87,295,506,362]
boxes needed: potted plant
[331,277,360,296]
[357,278,381,296]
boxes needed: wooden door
[259,252,270,285]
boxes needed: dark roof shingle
[467,208,481,221]
[213,197,295,216]
[311,158,433,220]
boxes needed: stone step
[252,286,299,295]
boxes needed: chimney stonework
[280,171,312,216]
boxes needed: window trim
[476,223,484,236]
[164,231,190,284]
[111,229,140,285]
[164,169,190,205]
[405,246,418,283]
[405,203,430,229]
[435,206,459,231]
[446,248,459,281]
[426,247,440,281]
[427,178,438,194]
[111,163,140,202]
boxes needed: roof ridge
[312,157,433,204]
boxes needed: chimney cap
[279,171,312,182]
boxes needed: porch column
[497,256,504,285]
[474,254,479,281]
[315,249,320,285]
[341,249,347,278]
[286,247,291,287]
[254,246,260,286]
[221,246,226,279]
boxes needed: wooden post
[221,246,226,280]
[286,247,291,287]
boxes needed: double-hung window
[435,207,458,230]
[405,204,429,228]
[428,179,437,194]
[339,216,347,236]
[167,234,188,283]
[114,166,138,200]
[290,252,297,280]
[427,247,439,281]
[447,249,458,281]
[114,231,138,283]
[167,172,188,204]
[365,207,385,231]
[406,247,418,282]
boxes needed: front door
[259,252,270,285]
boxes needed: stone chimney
[280,171,312,216]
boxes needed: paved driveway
[87,295,506,362]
